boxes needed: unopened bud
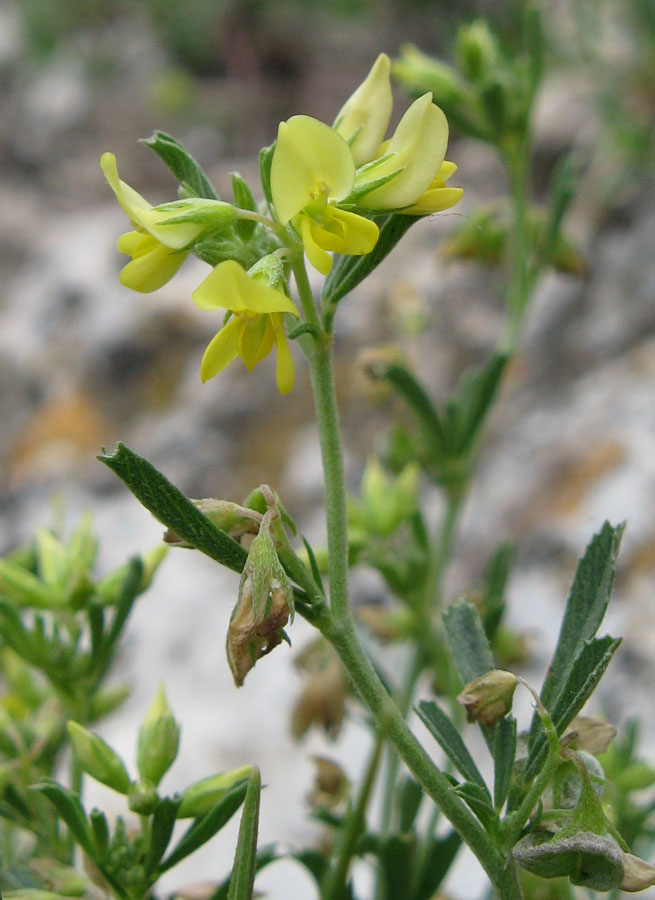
[227,511,294,686]
[392,44,463,106]
[457,669,518,726]
[177,765,253,818]
[67,722,130,794]
[136,684,180,786]
[307,757,349,809]
[164,499,260,547]
[455,20,500,82]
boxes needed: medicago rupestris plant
[2,10,654,900]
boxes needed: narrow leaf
[454,782,496,829]
[417,701,490,798]
[33,781,95,856]
[89,808,110,859]
[413,831,461,900]
[227,768,261,900]
[452,353,508,453]
[91,558,142,681]
[398,776,423,833]
[142,131,219,200]
[540,521,624,710]
[159,781,248,872]
[493,716,517,810]
[99,443,247,574]
[209,846,278,900]
[443,600,494,685]
[527,635,622,777]
[146,795,183,875]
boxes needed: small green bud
[455,20,500,82]
[392,44,463,106]
[457,669,518,726]
[227,511,294,686]
[353,458,420,538]
[177,765,253,818]
[152,197,238,231]
[88,683,131,722]
[136,684,180,786]
[163,499,260,547]
[67,721,131,794]
[127,779,159,815]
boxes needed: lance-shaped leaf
[493,716,517,810]
[411,830,461,900]
[227,768,261,900]
[142,131,219,200]
[33,781,95,857]
[99,443,247,574]
[159,780,248,873]
[417,700,489,798]
[145,795,183,875]
[528,522,624,764]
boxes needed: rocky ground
[0,3,653,897]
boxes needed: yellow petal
[101,152,202,250]
[357,95,449,210]
[300,215,334,275]
[200,317,241,382]
[333,54,393,166]
[120,242,189,292]
[273,315,295,394]
[327,207,379,254]
[192,260,298,316]
[271,116,355,225]
[402,186,463,216]
[238,315,275,370]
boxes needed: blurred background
[0,0,654,897]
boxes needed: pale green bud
[356,458,420,537]
[392,44,463,106]
[164,499,260,547]
[67,721,130,794]
[333,53,393,166]
[227,511,294,686]
[152,197,238,232]
[88,683,131,721]
[177,765,253,818]
[457,669,518,726]
[136,684,180,786]
[455,20,500,82]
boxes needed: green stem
[501,137,531,354]
[321,736,383,900]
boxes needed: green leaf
[159,781,248,872]
[209,846,278,900]
[142,131,219,200]
[33,781,95,857]
[227,768,261,900]
[231,173,257,241]
[482,542,514,639]
[454,782,496,830]
[322,213,417,307]
[449,353,508,454]
[527,635,622,778]
[417,701,490,798]
[443,600,494,685]
[145,795,182,875]
[258,144,275,212]
[89,808,110,859]
[540,522,624,711]
[99,444,247,574]
[412,830,461,900]
[90,558,143,681]
[493,716,516,809]
[397,776,423,833]
[376,832,417,900]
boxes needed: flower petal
[357,94,449,210]
[273,315,295,394]
[101,152,203,250]
[402,186,463,216]
[238,315,275,370]
[271,116,355,224]
[300,215,334,275]
[333,54,393,166]
[200,317,241,382]
[193,260,299,316]
[327,207,379,254]
[119,241,189,292]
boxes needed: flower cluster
[102,54,462,393]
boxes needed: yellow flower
[400,161,464,215]
[355,93,451,211]
[192,259,299,394]
[270,115,379,275]
[101,152,203,292]
[333,53,393,166]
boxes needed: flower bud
[392,45,463,106]
[455,20,500,82]
[164,499,260,547]
[227,511,294,686]
[333,53,393,166]
[620,852,655,892]
[307,757,349,810]
[67,721,130,794]
[177,765,253,818]
[456,669,518,726]
[136,684,180,786]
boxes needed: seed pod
[513,830,624,891]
